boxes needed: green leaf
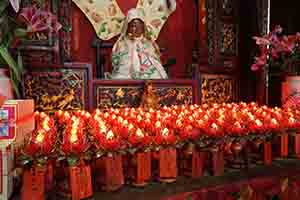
[96,151,104,158]
[20,158,32,166]
[17,50,23,72]
[0,46,22,97]
[84,152,92,160]
[56,156,66,162]
[128,148,137,155]
[0,46,21,81]
[0,1,9,14]
[14,28,28,38]
[67,156,79,166]
[36,157,47,166]
[185,195,194,200]
[119,150,127,155]
[270,195,280,200]
[10,72,20,98]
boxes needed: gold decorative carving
[96,85,193,109]
[23,69,86,111]
[140,81,160,110]
[201,74,236,104]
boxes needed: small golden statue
[140,81,160,110]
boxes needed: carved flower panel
[220,23,237,55]
[23,68,88,111]
[95,86,193,109]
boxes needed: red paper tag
[136,152,151,184]
[159,148,177,179]
[69,165,93,200]
[21,166,45,200]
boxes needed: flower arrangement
[0,0,61,97]
[17,103,300,167]
[16,5,62,40]
[60,116,90,166]
[251,25,300,76]
[19,112,57,166]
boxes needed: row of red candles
[20,102,300,164]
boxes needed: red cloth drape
[71,0,197,78]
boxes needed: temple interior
[1,0,300,199]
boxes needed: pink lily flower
[253,36,270,46]
[18,6,62,36]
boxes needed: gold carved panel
[201,74,237,104]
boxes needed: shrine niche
[22,63,92,111]
[19,0,246,109]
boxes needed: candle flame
[123,120,128,126]
[136,128,144,137]
[118,116,123,123]
[95,109,101,115]
[43,124,50,131]
[271,118,278,125]
[155,121,161,128]
[203,114,209,120]
[234,121,241,128]
[137,115,142,121]
[211,123,218,130]
[146,112,151,118]
[197,120,204,126]
[289,117,296,124]
[85,112,91,118]
[36,130,45,143]
[128,123,134,130]
[106,130,114,140]
[162,128,169,136]
[176,120,182,127]
[71,128,77,135]
[70,133,78,143]
[248,113,255,121]
[255,119,262,127]
[100,124,107,133]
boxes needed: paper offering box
[0,145,14,200]
[0,99,35,143]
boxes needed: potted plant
[0,0,23,98]
[0,1,61,98]
[251,25,300,108]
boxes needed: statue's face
[127,18,144,39]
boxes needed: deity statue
[72,0,176,79]
[140,81,160,110]
[111,8,168,79]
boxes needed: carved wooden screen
[19,0,72,64]
[196,0,239,103]
[22,63,92,111]
[205,0,239,71]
